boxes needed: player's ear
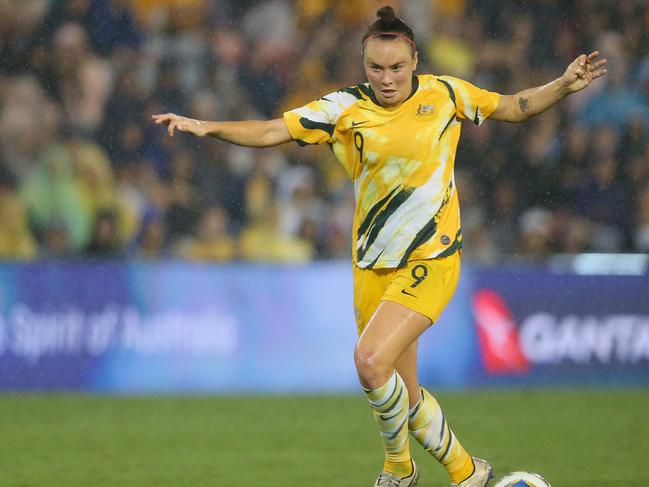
[412,50,419,71]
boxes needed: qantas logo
[473,288,649,372]
[519,312,649,365]
[472,289,529,374]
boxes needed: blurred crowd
[0,0,648,264]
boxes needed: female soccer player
[153,6,606,486]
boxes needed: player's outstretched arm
[490,50,607,123]
[151,114,293,147]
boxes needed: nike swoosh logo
[351,120,368,127]
[401,289,416,297]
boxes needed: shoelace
[376,473,403,487]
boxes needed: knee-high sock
[364,371,412,477]
[408,386,474,484]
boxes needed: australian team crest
[416,103,436,116]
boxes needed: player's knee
[354,345,391,388]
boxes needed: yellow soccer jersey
[283,74,500,269]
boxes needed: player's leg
[391,255,492,486]
[395,334,491,487]
[355,300,431,482]
[394,340,420,407]
[408,386,492,487]
[394,341,473,484]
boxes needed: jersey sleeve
[283,90,359,146]
[437,76,500,126]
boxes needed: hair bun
[377,5,396,21]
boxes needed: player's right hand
[152,113,210,137]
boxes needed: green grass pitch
[0,390,647,486]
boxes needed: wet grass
[0,389,646,486]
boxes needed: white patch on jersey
[358,156,449,267]
[379,156,409,183]
[435,107,460,140]
[440,76,477,124]
[294,105,332,125]
[365,151,379,164]
[292,90,359,128]
[360,179,380,212]
[456,87,476,123]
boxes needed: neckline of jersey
[365,75,420,112]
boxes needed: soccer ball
[494,471,552,487]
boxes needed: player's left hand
[151,112,210,137]
[560,51,607,94]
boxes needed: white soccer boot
[449,457,494,487]
[373,461,419,486]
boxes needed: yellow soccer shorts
[353,252,461,335]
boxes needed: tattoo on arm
[518,97,531,113]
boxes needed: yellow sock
[408,386,474,484]
[364,371,412,478]
[384,459,414,478]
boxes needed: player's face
[363,38,418,107]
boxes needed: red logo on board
[472,289,529,374]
